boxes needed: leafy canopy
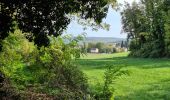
[0,0,116,47]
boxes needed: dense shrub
[0,71,4,88]
[129,39,140,52]
[129,39,165,58]
[0,30,89,99]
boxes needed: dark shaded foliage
[0,0,109,47]
[0,77,21,100]
[0,71,4,85]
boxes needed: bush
[0,30,89,99]
[94,65,128,100]
[0,71,4,88]
[129,39,165,58]
[129,39,140,52]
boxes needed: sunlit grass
[76,52,170,100]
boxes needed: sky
[64,0,139,38]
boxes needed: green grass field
[76,53,170,100]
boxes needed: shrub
[0,30,89,99]
[94,65,128,100]
[129,40,165,58]
[129,39,140,52]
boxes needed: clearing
[76,53,170,100]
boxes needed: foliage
[164,0,170,57]
[0,30,34,99]
[86,42,117,53]
[121,0,169,58]
[0,30,35,78]
[96,42,105,53]
[0,0,116,47]
[94,65,127,100]
[33,35,88,98]
[0,30,89,99]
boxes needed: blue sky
[64,0,138,38]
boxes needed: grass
[75,52,170,100]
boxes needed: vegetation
[0,30,89,99]
[86,42,116,53]
[0,0,116,47]
[121,0,170,58]
[0,0,118,99]
[1,0,170,99]
[0,30,125,99]
[83,42,126,54]
[94,65,127,99]
[76,53,170,100]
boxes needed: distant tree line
[81,41,127,54]
[121,0,170,58]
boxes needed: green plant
[0,30,89,99]
[94,65,128,100]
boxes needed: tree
[96,42,105,53]
[121,2,145,41]
[0,0,116,47]
[81,42,88,54]
[121,41,124,48]
[164,0,170,56]
[121,0,167,58]
[121,1,147,54]
[87,42,96,52]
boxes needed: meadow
[76,52,170,100]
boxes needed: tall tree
[0,0,116,47]
[121,0,167,57]
[96,42,105,53]
[164,0,170,56]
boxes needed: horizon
[83,36,126,39]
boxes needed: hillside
[83,37,126,43]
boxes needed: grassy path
[76,53,170,100]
